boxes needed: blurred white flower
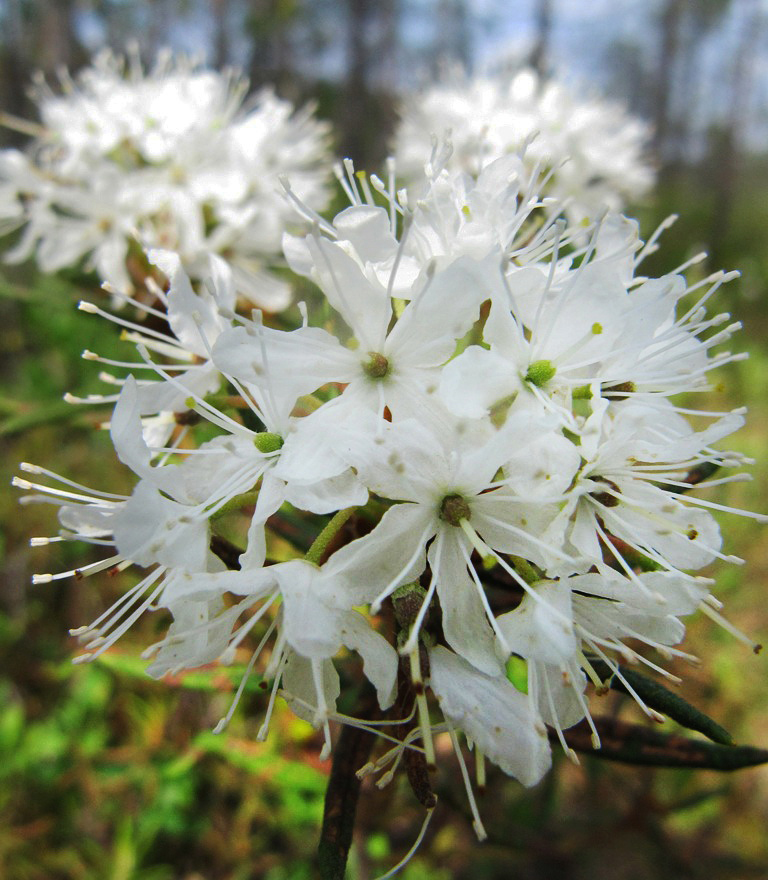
[393,67,655,225]
[0,47,332,309]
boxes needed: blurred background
[1,1,768,878]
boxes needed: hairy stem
[305,506,358,565]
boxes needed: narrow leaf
[590,659,733,745]
[560,716,768,771]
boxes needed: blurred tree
[603,38,654,118]
[344,0,375,163]
[528,0,553,77]
[34,0,82,71]
[0,0,30,130]
[211,0,232,68]
[246,0,298,93]
[432,0,471,72]
[653,0,685,165]
[336,0,401,165]
[653,0,733,170]
[673,0,731,159]
[707,0,764,265]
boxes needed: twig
[318,683,379,880]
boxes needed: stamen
[256,650,287,742]
[372,806,436,880]
[699,603,762,653]
[446,723,487,841]
[540,665,580,763]
[212,648,260,735]
[279,174,336,236]
[585,639,665,723]
[475,747,487,792]
[410,645,436,771]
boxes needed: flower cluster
[393,67,655,226]
[0,48,331,309]
[17,146,763,844]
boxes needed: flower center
[525,359,556,387]
[439,494,471,526]
[589,476,621,507]
[253,432,284,453]
[362,351,390,379]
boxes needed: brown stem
[318,683,379,880]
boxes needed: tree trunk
[708,0,762,265]
[653,0,685,167]
[529,0,553,77]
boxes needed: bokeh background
[1,1,768,878]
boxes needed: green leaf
[590,659,733,745]
[562,716,768,770]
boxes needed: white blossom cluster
[0,48,331,310]
[393,67,655,226]
[16,147,763,842]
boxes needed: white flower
[324,415,576,674]
[149,552,399,753]
[0,48,332,309]
[213,245,499,424]
[435,215,747,464]
[393,67,654,225]
[546,397,751,575]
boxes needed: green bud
[392,583,428,629]
[506,655,529,694]
[525,359,556,386]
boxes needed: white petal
[531,662,588,731]
[146,596,239,677]
[439,345,520,419]
[323,502,434,606]
[339,610,398,709]
[278,560,345,659]
[112,481,209,570]
[431,531,502,676]
[496,581,578,666]
[305,235,391,351]
[429,645,552,786]
[282,654,340,725]
[386,255,497,365]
